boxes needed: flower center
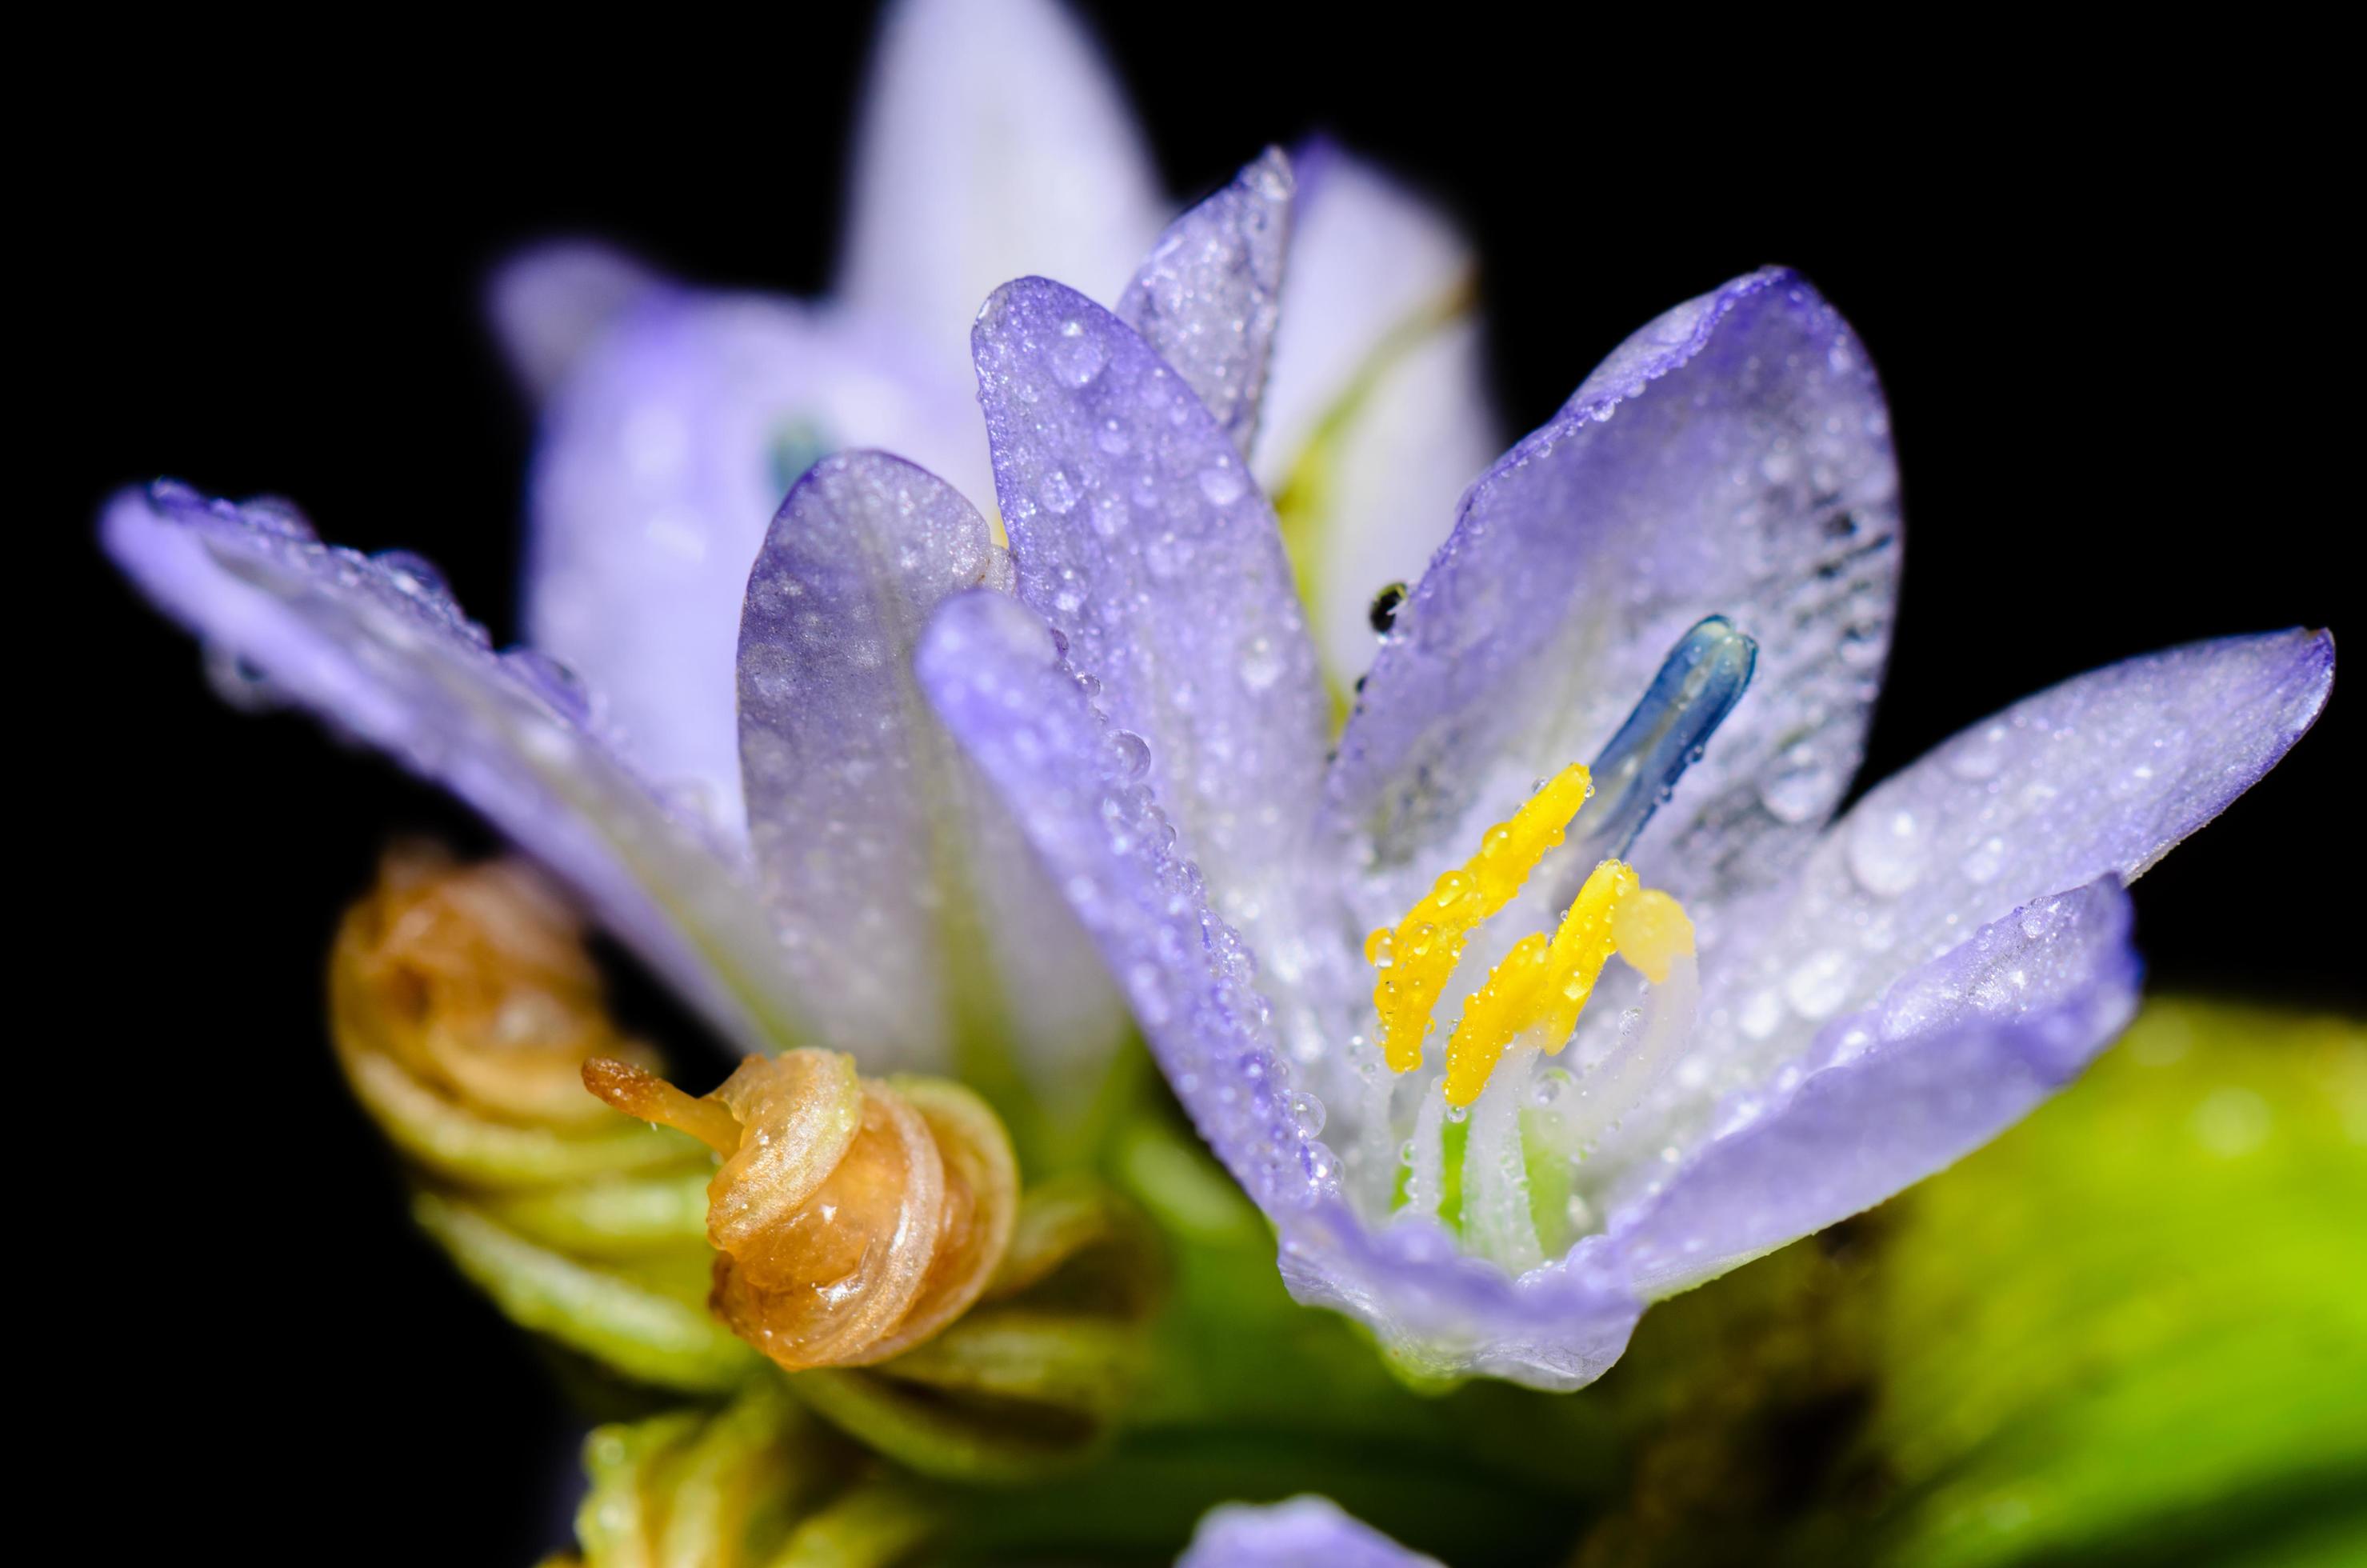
[1365,764,1697,1106]
[1361,615,1756,1112]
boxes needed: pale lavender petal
[1289,314,1499,692]
[1253,142,1478,490]
[1593,878,2141,1299]
[1327,269,1901,924]
[1181,1496,1442,1568]
[1663,629,2336,1134]
[919,590,1643,1389]
[485,238,661,402]
[972,277,1330,965]
[737,452,1123,1096]
[838,0,1163,390]
[522,290,984,830]
[103,482,806,1053]
[1253,144,1498,689]
[1118,147,1293,454]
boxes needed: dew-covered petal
[1182,1495,1444,1568]
[838,0,1163,389]
[1591,878,2142,1301]
[1253,145,1499,689]
[102,482,806,1054]
[918,590,1644,1390]
[972,278,1330,963]
[1117,146,1293,454]
[486,238,662,402]
[522,290,986,830]
[736,451,1124,1095]
[1680,629,2335,1118]
[1327,269,1901,922]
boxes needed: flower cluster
[103,0,2337,1558]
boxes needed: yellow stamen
[1365,764,1593,1072]
[1611,889,1695,986]
[1365,768,1699,1107]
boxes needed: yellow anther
[1366,764,1593,1072]
[1530,860,1641,1053]
[1364,767,1699,1109]
[1442,860,1636,1106]
[1612,888,1695,985]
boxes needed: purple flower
[918,262,2329,1386]
[106,0,1492,1138]
[1182,1496,1438,1567]
[103,5,2331,1394]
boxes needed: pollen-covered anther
[1363,774,1698,1108]
[581,1052,1018,1372]
[1365,762,1593,1072]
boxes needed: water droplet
[1052,319,1106,386]
[1237,634,1283,691]
[1737,990,1784,1041]
[1095,415,1130,455]
[1090,490,1127,538]
[373,550,450,600]
[241,496,317,541]
[1108,730,1150,780]
[1444,1102,1469,1124]
[504,647,593,722]
[1783,949,1851,1020]
[1288,1090,1325,1137]
[1039,467,1079,514]
[1363,928,1396,969]
[1960,834,2005,884]
[1197,462,1246,506]
[1947,722,2012,782]
[1759,742,1836,825]
[1846,806,1928,898]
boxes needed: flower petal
[971,277,1330,958]
[1117,147,1293,454]
[1684,629,2335,1113]
[485,238,661,402]
[1182,1495,1444,1568]
[838,0,1163,386]
[1326,269,1901,920]
[1596,877,2142,1300]
[103,482,806,1054]
[521,290,983,830]
[736,452,1124,1104]
[1253,143,1480,492]
[1254,145,1499,688]
[918,590,1641,1390]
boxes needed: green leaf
[1851,998,2367,1567]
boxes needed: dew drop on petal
[1237,634,1283,691]
[1039,467,1079,515]
[1960,834,2006,884]
[1197,462,1246,506]
[1847,806,1928,897]
[1107,729,1151,780]
[1052,319,1106,386]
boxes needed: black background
[45,9,2353,1562]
